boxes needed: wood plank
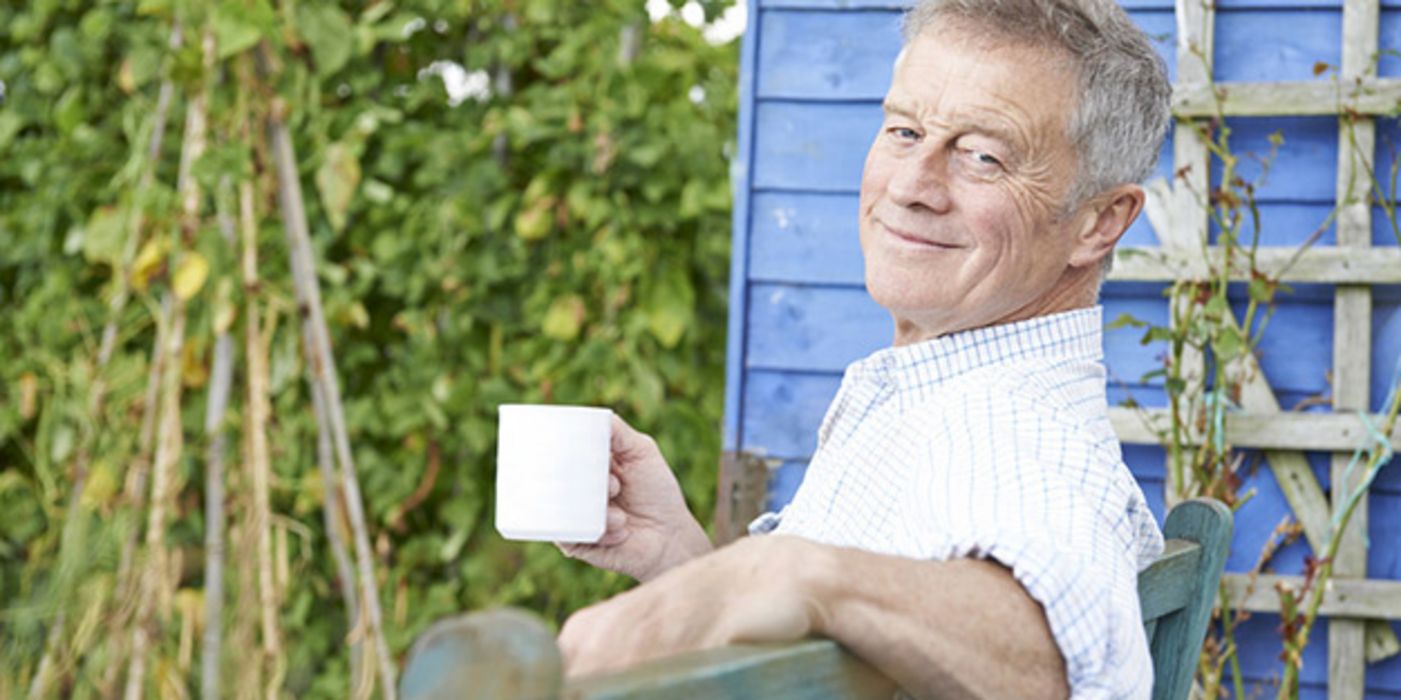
[1173,79,1401,117]
[1162,0,1214,506]
[565,639,898,700]
[753,101,881,192]
[1331,0,1381,683]
[1138,539,1202,621]
[713,450,771,545]
[1109,406,1401,452]
[1151,499,1234,700]
[1221,574,1401,620]
[1109,245,1401,284]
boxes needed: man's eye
[973,151,1002,167]
[889,127,920,141]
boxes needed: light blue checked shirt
[750,306,1163,699]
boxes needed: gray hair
[903,0,1172,210]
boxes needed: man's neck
[890,267,1101,346]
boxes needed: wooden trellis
[1102,0,1401,694]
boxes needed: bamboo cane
[268,97,398,700]
[29,25,181,700]
[241,141,285,700]
[199,176,238,700]
[309,371,365,688]
[123,29,212,700]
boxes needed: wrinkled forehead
[894,19,1078,78]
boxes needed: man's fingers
[596,508,629,546]
[609,473,621,498]
[557,542,589,558]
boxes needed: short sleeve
[893,382,1157,699]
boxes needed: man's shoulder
[908,357,1107,429]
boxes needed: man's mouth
[877,219,961,250]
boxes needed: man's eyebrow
[883,100,1023,149]
[881,100,917,119]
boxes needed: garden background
[1,0,738,697]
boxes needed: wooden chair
[400,498,1232,700]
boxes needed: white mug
[495,404,612,543]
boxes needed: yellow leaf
[80,462,118,510]
[513,197,555,241]
[175,588,204,617]
[18,372,37,420]
[541,295,585,341]
[172,252,209,300]
[131,238,167,292]
[181,342,208,388]
[117,58,136,94]
[212,279,237,335]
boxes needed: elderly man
[557,0,1170,697]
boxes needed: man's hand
[557,415,712,582]
[558,535,827,678]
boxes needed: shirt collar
[847,306,1104,397]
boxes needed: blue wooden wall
[723,0,1401,696]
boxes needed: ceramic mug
[494,404,612,543]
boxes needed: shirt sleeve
[894,384,1156,700]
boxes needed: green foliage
[0,0,737,696]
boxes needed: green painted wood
[1149,499,1234,700]
[400,608,562,700]
[1138,539,1203,622]
[401,501,1232,699]
[564,639,897,700]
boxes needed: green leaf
[1202,295,1229,319]
[212,0,276,59]
[1212,327,1246,362]
[1248,276,1276,304]
[1141,326,1174,345]
[315,141,361,232]
[298,4,354,77]
[0,112,24,153]
[80,206,125,267]
[646,264,695,348]
[1105,312,1147,331]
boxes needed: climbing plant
[0,0,737,697]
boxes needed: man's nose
[886,149,952,213]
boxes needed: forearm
[802,543,1069,700]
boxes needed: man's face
[859,27,1091,341]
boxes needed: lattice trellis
[1102,0,1401,694]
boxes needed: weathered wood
[565,640,897,700]
[1150,499,1234,700]
[1172,78,1401,117]
[401,609,562,700]
[1162,0,1214,507]
[1331,0,1382,683]
[1221,574,1401,620]
[713,450,770,546]
[1109,245,1401,284]
[1109,407,1401,452]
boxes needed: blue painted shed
[721,0,1401,696]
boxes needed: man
[557,0,1171,696]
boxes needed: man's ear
[1068,184,1145,268]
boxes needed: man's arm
[558,534,1070,700]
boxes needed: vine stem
[268,94,398,699]
[1277,386,1401,698]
